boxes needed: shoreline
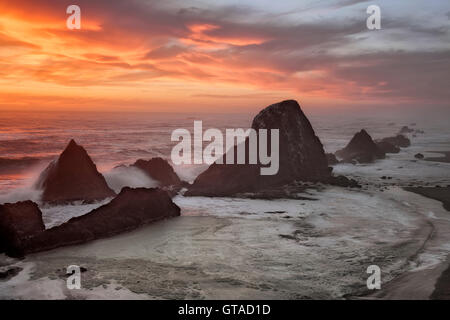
[404,186,450,212]
[361,187,450,300]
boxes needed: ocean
[1,109,449,299]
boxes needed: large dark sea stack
[7,187,180,256]
[336,130,385,163]
[36,139,115,204]
[0,201,45,256]
[186,100,330,196]
[132,158,181,186]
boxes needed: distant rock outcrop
[131,158,181,186]
[415,153,424,159]
[335,130,385,163]
[379,135,411,148]
[326,153,339,165]
[375,141,400,154]
[186,100,331,196]
[3,187,180,257]
[0,201,45,256]
[36,140,115,204]
[399,126,414,134]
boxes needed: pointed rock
[36,140,115,204]
[336,129,385,163]
[186,100,330,196]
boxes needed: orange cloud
[0,0,448,112]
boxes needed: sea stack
[36,139,115,204]
[132,158,181,186]
[186,100,331,196]
[336,129,385,163]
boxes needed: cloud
[0,0,449,109]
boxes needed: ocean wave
[104,166,159,193]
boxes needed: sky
[0,0,449,112]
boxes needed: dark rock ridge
[415,153,424,159]
[0,201,45,256]
[375,141,400,154]
[131,157,181,186]
[186,100,331,197]
[326,153,339,165]
[36,140,115,204]
[379,135,411,148]
[1,187,180,257]
[335,130,385,163]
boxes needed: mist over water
[0,108,449,201]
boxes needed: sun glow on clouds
[0,0,449,112]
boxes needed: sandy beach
[2,185,449,300]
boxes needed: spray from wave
[103,166,159,193]
[0,166,45,204]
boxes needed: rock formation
[326,153,339,165]
[131,157,181,186]
[0,201,45,256]
[186,100,331,196]
[335,130,385,163]
[399,126,414,134]
[379,135,411,148]
[415,153,425,159]
[36,139,115,204]
[2,187,180,257]
[375,141,400,154]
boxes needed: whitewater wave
[103,166,159,193]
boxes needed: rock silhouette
[36,139,115,204]
[335,130,385,163]
[399,126,414,134]
[415,153,425,159]
[186,100,330,196]
[376,141,401,154]
[2,187,180,257]
[326,153,339,165]
[379,135,411,148]
[132,158,181,186]
[0,201,45,256]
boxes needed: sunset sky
[0,0,449,112]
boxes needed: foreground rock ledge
[0,187,180,257]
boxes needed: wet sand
[406,186,450,300]
[425,151,450,164]
[364,187,450,300]
[404,187,450,212]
